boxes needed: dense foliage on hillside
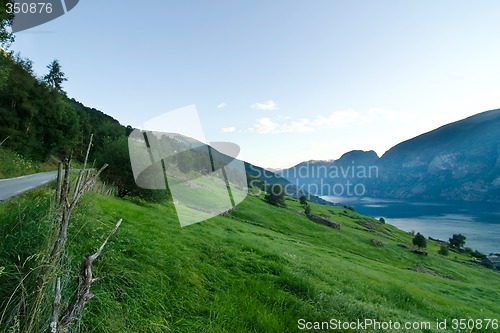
[0,6,127,164]
[0,6,144,197]
[0,50,158,199]
[0,1,13,49]
[0,52,126,160]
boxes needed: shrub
[412,232,427,249]
[438,245,449,256]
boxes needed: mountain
[374,109,500,201]
[279,109,500,202]
[278,150,381,199]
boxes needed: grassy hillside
[1,186,498,332]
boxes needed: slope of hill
[1,186,498,332]
[280,109,500,202]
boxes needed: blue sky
[9,0,500,168]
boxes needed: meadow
[0,186,499,332]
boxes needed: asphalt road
[0,171,58,202]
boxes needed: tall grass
[0,188,56,331]
[0,147,54,179]
[0,162,117,333]
[1,188,499,332]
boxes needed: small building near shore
[482,254,500,270]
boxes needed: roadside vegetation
[0,146,55,178]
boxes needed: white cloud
[217,102,227,109]
[221,126,236,133]
[250,108,408,135]
[253,118,278,134]
[251,100,279,111]
[313,109,359,127]
[281,118,313,133]
[250,117,312,134]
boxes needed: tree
[304,204,311,216]
[0,52,80,160]
[378,217,385,224]
[94,136,170,201]
[43,60,67,93]
[264,184,286,207]
[412,232,427,249]
[0,0,14,48]
[13,52,34,74]
[299,195,307,206]
[0,48,11,89]
[449,234,466,251]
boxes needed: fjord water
[322,196,500,255]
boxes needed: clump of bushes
[264,184,286,207]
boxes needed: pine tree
[43,60,67,93]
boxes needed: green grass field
[1,186,499,332]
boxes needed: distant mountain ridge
[279,109,500,202]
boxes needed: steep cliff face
[373,109,500,201]
[279,109,500,202]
